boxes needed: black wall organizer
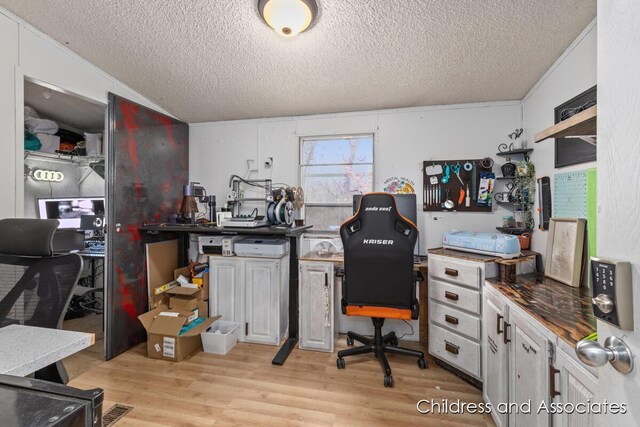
[422,159,493,212]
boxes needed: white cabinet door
[508,311,550,427]
[553,348,598,427]
[209,257,244,339]
[245,259,280,345]
[482,288,508,427]
[299,261,334,352]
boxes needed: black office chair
[336,193,427,387]
[0,219,83,384]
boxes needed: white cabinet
[428,252,498,381]
[482,287,509,427]
[209,255,289,346]
[552,348,597,427]
[482,282,598,427]
[508,310,550,427]
[209,258,244,338]
[298,261,336,352]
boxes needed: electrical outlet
[432,215,444,221]
[265,157,273,168]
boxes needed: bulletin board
[422,159,493,212]
[553,168,597,255]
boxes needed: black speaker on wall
[554,85,597,168]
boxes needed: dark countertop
[486,274,596,347]
[141,223,312,236]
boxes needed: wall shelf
[25,150,104,165]
[534,105,597,144]
[496,227,532,235]
[496,148,533,161]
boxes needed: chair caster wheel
[384,374,393,387]
[346,337,354,346]
[337,357,346,369]
[417,358,428,369]
[390,338,399,346]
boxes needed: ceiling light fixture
[258,0,318,38]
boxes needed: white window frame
[299,133,375,231]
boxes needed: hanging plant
[514,160,536,230]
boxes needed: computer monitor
[37,197,105,230]
[353,193,419,254]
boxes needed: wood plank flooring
[69,338,494,426]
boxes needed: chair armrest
[413,270,424,283]
[335,267,345,278]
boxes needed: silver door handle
[575,336,633,374]
[592,294,614,314]
[115,223,122,233]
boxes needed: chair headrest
[0,219,59,256]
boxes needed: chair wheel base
[384,374,393,387]
[346,337,354,346]
[336,357,346,369]
[418,358,428,369]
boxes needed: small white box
[200,320,239,355]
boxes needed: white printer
[233,237,290,258]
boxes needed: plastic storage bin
[201,320,239,355]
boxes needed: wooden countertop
[486,274,596,347]
[428,247,538,263]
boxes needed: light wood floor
[63,313,105,379]
[69,338,494,426]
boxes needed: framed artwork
[545,218,586,287]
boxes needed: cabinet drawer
[429,322,481,379]
[429,256,481,289]
[429,278,480,314]
[429,300,480,341]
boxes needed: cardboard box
[174,267,209,301]
[166,286,201,311]
[138,304,219,362]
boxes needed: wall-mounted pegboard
[423,159,493,212]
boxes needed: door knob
[592,294,614,314]
[575,336,633,374]
[115,223,122,233]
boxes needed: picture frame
[545,218,586,287]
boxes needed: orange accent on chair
[346,306,413,320]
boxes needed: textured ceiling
[2,1,596,123]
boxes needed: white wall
[0,7,171,219]
[190,101,522,252]
[522,21,597,257]
[596,2,640,424]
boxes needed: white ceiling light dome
[258,0,318,37]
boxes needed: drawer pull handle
[503,321,511,345]
[445,291,459,301]
[549,365,561,398]
[497,314,504,335]
[445,268,459,277]
[445,315,459,325]
[445,342,459,355]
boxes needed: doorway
[22,77,107,379]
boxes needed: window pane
[301,136,373,165]
[301,164,373,204]
[305,206,353,232]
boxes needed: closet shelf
[534,105,597,144]
[25,150,104,165]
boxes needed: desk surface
[141,223,312,236]
[0,325,94,376]
[486,274,596,347]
